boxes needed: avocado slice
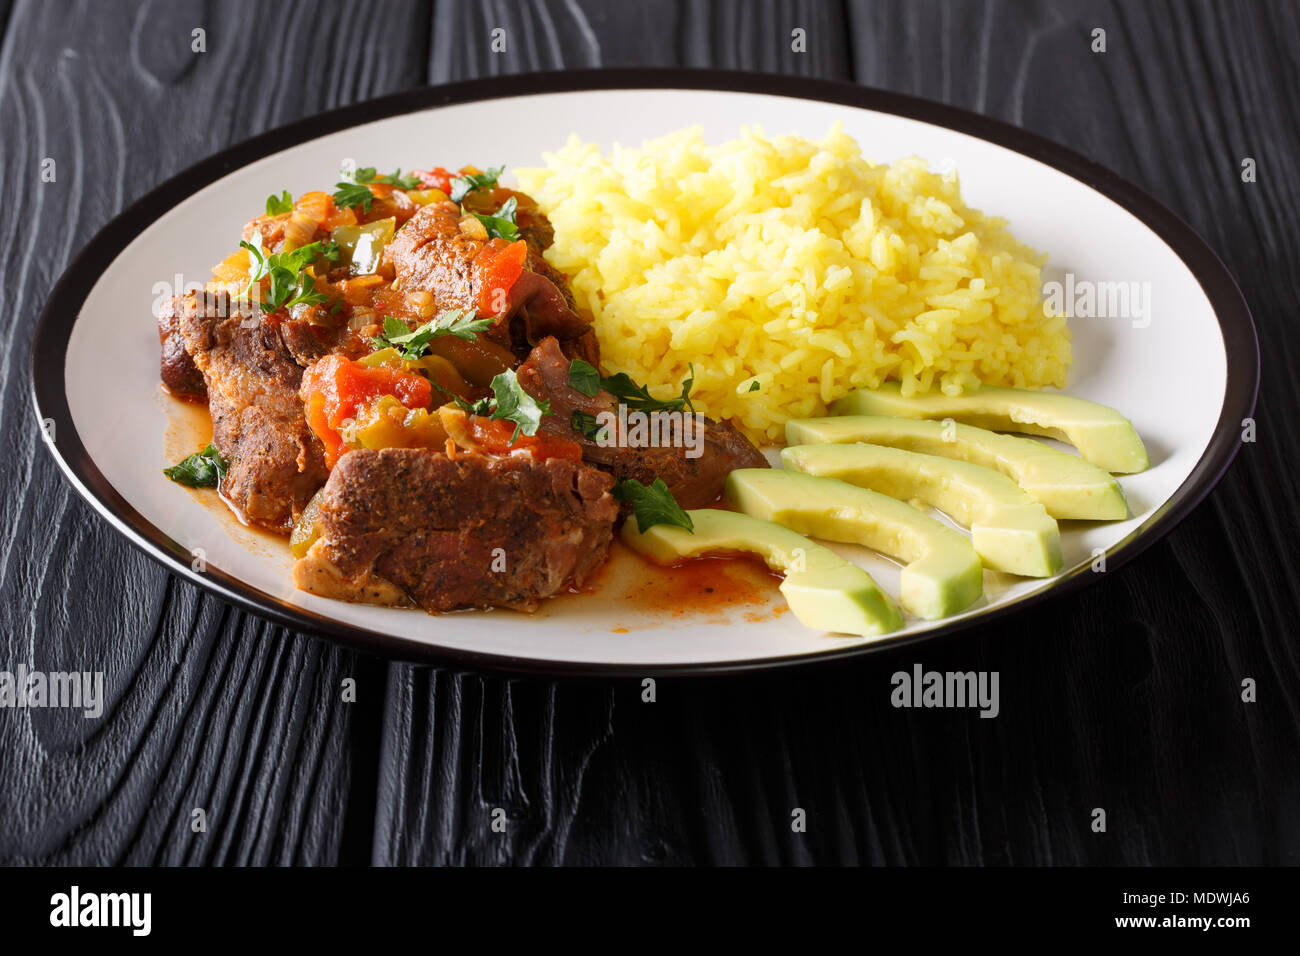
[832,383,1148,473]
[782,443,1063,578]
[725,469,983,619]
[620,509,903,637]
[786,416,1128,521]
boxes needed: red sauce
[613,546,785,621]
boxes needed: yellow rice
[515,124,1070,444]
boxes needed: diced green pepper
[331,217,396,275]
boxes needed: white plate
[33,71,1258,674]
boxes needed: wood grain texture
[0,0,426,866]
[2,0,1297,867]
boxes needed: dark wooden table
[1,0,1296,866]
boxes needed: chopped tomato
[474,238,528,316]
[323,204,357,231]
[293,191,334,225]
[465,415,582,462]
[300,354,432,467]
[338,274,386,306]
[413,166,453,193]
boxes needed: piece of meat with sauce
[515,337,769,509]
[384,200,599,364]
[169,291,329,533]
[293,447,617,612]
[157,294,208,400]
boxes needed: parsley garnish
[368,168,421,189]
[449,165,504,203]
[333,165,421,210]
[599,364,695,414]
[332,181,375,212]
[372,310,493,359]
[436,370,551,445]
[613,478,694,534]
[748,381,761,392]
[469,196,520,242]
[567,358,601,397]
[241,239,338,313]
[566,357,694,425]
[571,409,607,442]
[163,443,227,488]
[265,190,293,215]
[490,369,551,442]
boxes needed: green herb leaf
[430,308,493,342]
[335,165,421,206]
[282,273,330,310]
[488,369,551,443]
[431,367,552,444]
[469,196,520,242]
[612,478,694,534]
[265,190,293,215]
[332,181,375,212]
[431,381,493,417]
[372,309,493,359]
[240,239,335,313]
[570,409,608,442]
[748,380,761,392]
[163,443,227,488]
[371,168,421,189]
[449,165,504,203]
[599,363,695,414]
[568,358,601,397]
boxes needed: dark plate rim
[30,68,1260,677]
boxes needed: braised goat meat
[170,291,329,532]
[293,448,617,612]
[384,201,598,363]
[157,295,208,400]
[516,337,769,509]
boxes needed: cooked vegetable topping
[364,167,422,189]
[474,238,528,315]
[301,354,433,467]
[372,310,492,360]
[164,443,227,488]
[265,190,293,215]
[437,368,551,445]
[241,238,339,313]
[331,217,396,275]
[413,167,454,193]
[567,358,601,397]
[449,165,504,203]
[332,165,421,211]
[290,490,325,558]
[613,478,694,534]
[469,196,520,242]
